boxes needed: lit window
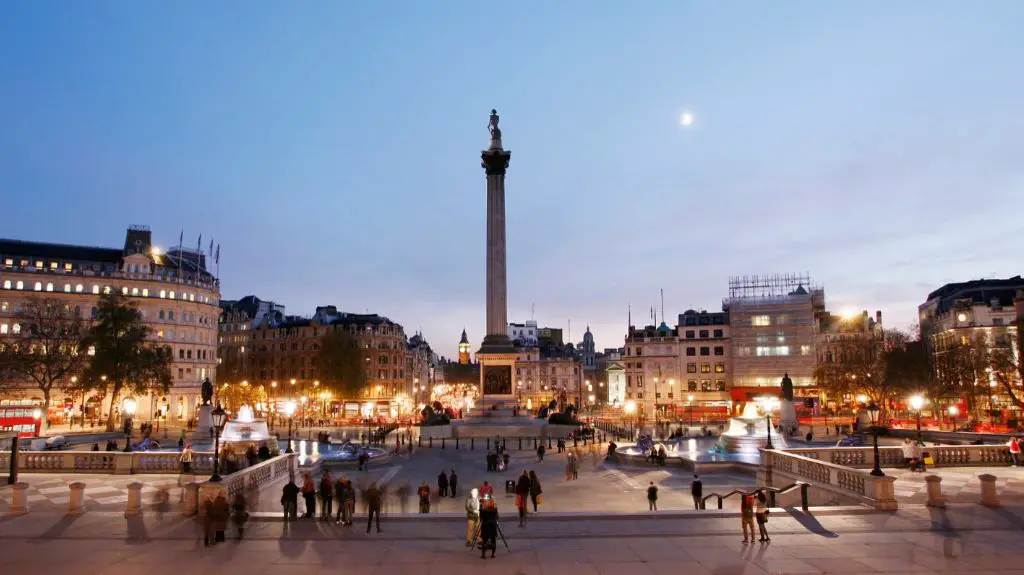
[169,291,175,299]
[752,315,770,327]
[64,284,71,293]
[16,281,23,289]
[122,287,128,295]
[75,284,83,293]
[64,263,72,271]
[87,346,95,356]
[157,330,164,338]
[1,302,6,312]
[12,323,21,334]
[800,345,812,355]
[131,288,138,296]
[241,346,245,353]
[35,261,42,269]
[2,280,10,289]
[0,324,6,334]
[775,346,790,356]
[34,282,42,291]
[142,288,148,297]
[45,283,53,292]
[103,286,111,294]
[160,290,166,298]
[189,293,194,302]
[3,259,11,267]
[92,285,99,294]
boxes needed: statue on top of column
[488,109,501,139]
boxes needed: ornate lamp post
[121,397,137,452]
[763,397,779,450]
[908,394,926,442]
[283,400,297,454]
[624,400,637,440]
[209,404,228,482]
[867,402,884,477]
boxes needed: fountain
[717,401,787,454]
[220,404,271,442]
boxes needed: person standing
[438,470,449,498]
[342,479,356,526]
[755,491,770,542]
[465,488,481,547]
[479,497,499,559]
[740,491,756,543]
[418,481,431,513]
[479,481,494,498]
[365,482,382,534]
[449,468,459,497]
[333,475,347,524]
[231,492,249,540]
[528,470,542,512]
[1009,436,1021,467]
[319,471,334,520]
[210,494,231,543]
[301,474,317,518]
[281,477,299,522]
[691,474,703,510]
[647,481,658,511]
[536,443,546,462]
[515,471,531,527]
[180,444,194,475]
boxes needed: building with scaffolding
[723,273,826,397]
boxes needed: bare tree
[819,328,923,420]
[0,297,89,433]
[990,317,1024,410]
[931,332,992,420]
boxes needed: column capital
[481,149,511,175]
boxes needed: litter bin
[505,480,515,494]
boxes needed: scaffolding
[726,273,817,302]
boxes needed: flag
[208,238,213,257]
[215,244,220,264]
[178,230,183,247]
[197,234,202,253]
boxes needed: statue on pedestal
[200,378,214,406]
[778,372,798,435]
[488,109,501,139]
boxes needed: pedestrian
[319,471,334,520]
[333,474,346,524]
[515,470,531,527]
[449,468,459,497]
[536,443,545,462]
[281,477,299,522]
[479,496,499,559]
[342,479,356,525]
[365,482,382,534]
[180,444,194,474]
[301,473,316,518]
[691,474,703,510]
[572,453,579,479]
[231,492,249,540]
[465,488,480,547]
[647,481,658,511]
[740,491,756,543]
[201,498,215,546]
[210,494,230,543]
[565,454,573,481]
[1009,436,1021,467]
[479,480,494,498]
[755,491,770,542]
[528,470,542,512]
[438,470,449,498]
[418,481,431,513]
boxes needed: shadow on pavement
[783,507,839,538]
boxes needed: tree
[80,291,173,431]
[0,297,89,433]
[218,382,269,411]
[317,327,367,398]
[931,332,992,420]
[989,318,1024,411]
[818,328,921,419]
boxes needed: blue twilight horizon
[2,2,1023,359]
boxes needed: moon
[680,111,694,126]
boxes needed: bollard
[502,439,506,451]
[442,438,446,449]
[979,474,1000,507]
[487,438,491,450]
[8,482,29,516]
[429,437,433,448]
[183,482,200,516]
[456,437,460,450]
[716,496,723,510]
[125,482,143,516]
[548,437,552,449]
[925,475,946,508]
[573,436,578,447]
[471,438,475,450]
[68,482,86,515]
[418,436,422,448]
[766,489,776,508]
[800,483,810,511]
[533,437,538,449]
[518,437,522,450]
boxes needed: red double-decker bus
[0,400,43,438]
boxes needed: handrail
[700,482,810,511]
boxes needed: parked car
[29,435,71,451]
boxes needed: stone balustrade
[784,443,1011,469]
[761,449,898,511]
[193,453,296,516]
[0,450,214,475]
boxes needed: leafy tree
[317,327,367,398]
[218,382,268,411]
[80,291,173,431]
[0,297,89,433]
[817,328,922,419]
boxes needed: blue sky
[2,2,1023,359]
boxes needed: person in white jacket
[465,488,480,547]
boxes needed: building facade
[508,320,538,346]
[514,345,582,410]
[0,226,221,423]
[678,309,732,403]
[623,322,680,419]
[724,274,824,394]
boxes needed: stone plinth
[193,404,213,441]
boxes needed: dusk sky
[3,2,1023,359]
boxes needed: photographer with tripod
[477,495,505,559]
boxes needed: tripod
[470,521,511,553]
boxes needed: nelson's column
[477,109,517,404]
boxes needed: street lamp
[652,377,660,427]
[687,393,695,426]
[624,400,637,439]
[909,394,926,442]
[209,404,228,482]
[866,402,884,477]
[283,400,297,454]
[763,398,777,450]
[121,397,137,452]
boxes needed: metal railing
[701,482,810,511]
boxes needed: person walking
[281,477,299,522]
[901,438,915,470]
[528,470,542,512]
[536,443,545,462]
[301,473,317,518]
[691,474,703,510]
[365,482,382,534]
[418,481,431,513]
[231,492,249,540]
[647,481,658,511]
[740,491,756,543]
[1009,436,1021,467]
[319,471,334,520]
[755,491,770,542]
[572,453,580,480]
[479,496,499,559]
[180,444,194,475]
[515,471,531,527]
[438,470,449,498]
[449,468,458,497]
[465,488,481,547]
